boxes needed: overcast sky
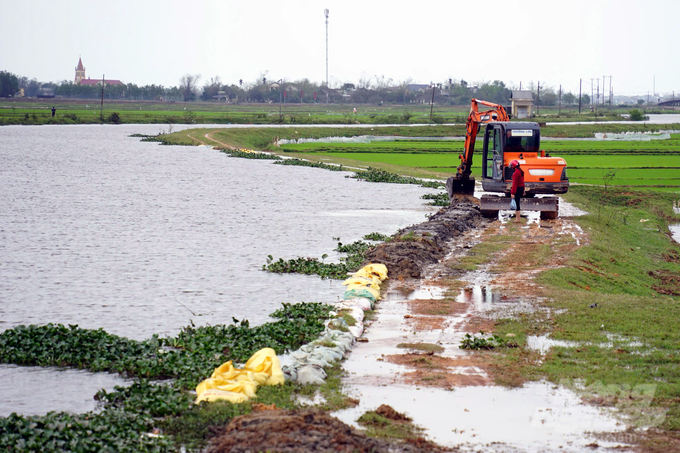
[1,0,678,96]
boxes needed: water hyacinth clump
[351,167,444,189]
[274,158,345,171]
[263,239,373,280]
[0,302,335,451]
[421,192,450,206]
[0,303,334,388]
[221,149,282,159]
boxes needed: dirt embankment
[207,408,436,453]
[363,199,482,279]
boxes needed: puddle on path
[333,382,627,452]
[670,224,680,244]
[341,271,628,450]
[0,364,130,417]
[526,336,580,354]
[526,334,645,355]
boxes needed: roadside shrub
[628,109,648,121]
[107,112,122,124]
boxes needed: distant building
[75,56,86,84]
[406,84,430,93]
[79,77,124,87]
[75,56,123,86]
[511,90,533,118]
[37,88,55,99]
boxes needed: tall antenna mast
[324,8,329,87]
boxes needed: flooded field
[0,124,435,415]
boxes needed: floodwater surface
[0,124,436,415]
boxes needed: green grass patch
[491,186,680,430]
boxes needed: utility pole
[596,78,599,114]
[100,74,105,120]
[579,78,582,114]
[429,86,435,120]
[590,78,594,113]
[277,79,283,123]
[558,84,562,115]
[537,81,540,116]
[602,75,605,107]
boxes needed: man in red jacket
[510,160,525,223]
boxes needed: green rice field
[279,134,680,193]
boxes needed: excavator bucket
[446,176,475,200]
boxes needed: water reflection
[0,365,130,417]
[456,284,519,306]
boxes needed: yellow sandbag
[211,361,240,380]
[355,263,388,281]
[244,347,285,385]
[196,347,285,404]
[345,283,380,300]
[196,389,250,404]
[213,376,258,398]
[342,276,381,289]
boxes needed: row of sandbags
[195,347,285,404]
[282,263,388,385]
[195,263,388,402]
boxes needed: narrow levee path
[334,201,633,452]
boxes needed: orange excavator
[446,99,569,219]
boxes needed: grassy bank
[485,186,680,436]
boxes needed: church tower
[75,56,86,84]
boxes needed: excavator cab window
[482,125,504,181]
[505,129,539,153]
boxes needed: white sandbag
[296,364,327,385]
[282,365,297,381]
[341,297,374,311]
[348,321,364,338]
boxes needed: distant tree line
[1,69,587,107]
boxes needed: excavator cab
[480,122,542,194]
[446,99,568,220]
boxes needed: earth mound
[206,408,435,453]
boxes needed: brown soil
[206,408,438,453]
[409,298,467,317]
[386,353,492,387]
[375,404,412,422]
[483,218,588,296]
[649,269,680,295]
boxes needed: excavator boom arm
[458,99,510,179]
